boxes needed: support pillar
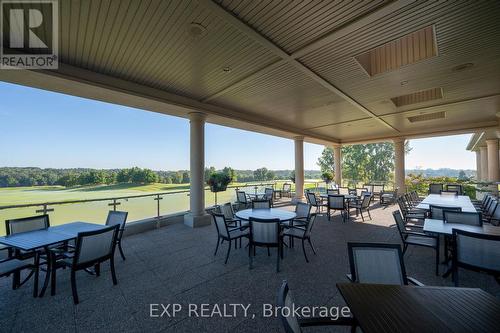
[293,136,304,202]
[393,138,406,194]
[480,146,488,182]
[333,144,342,186]
[486,139,500,182]
[475,150,481,181]
[184,112,211,227]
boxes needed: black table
[337,283,500,333]
[0,222,105,297]
[235,208,296,221]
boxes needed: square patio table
[337,283,500,333]
[423,218,500,236]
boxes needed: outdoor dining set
[0,211,128,304]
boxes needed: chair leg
[225,240,232,264]
[435,239,440,276]
[302,239,309,263]
[360,209,365,222]
[110,257,118,285]
[267,246,271,256]
[118,242,126,261]
[50,261,57,296]
[214,237,220,256]
[95,263,101,277]
[308,238,317,255]
[367,208,372,220]
[248,244,253,269]
[276,245,280,273]
[70,270,79,305]
[403,243,408,254]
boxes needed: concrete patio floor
[1,202,499,333]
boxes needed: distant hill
[406,168,476,178]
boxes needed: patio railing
[0,182,282,236]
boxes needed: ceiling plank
[199,0,404,133]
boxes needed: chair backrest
[339,187,350,195]
[372,184,384,194]
[440,190,458,197]
[392,210,407,243]
[489,201,500,223]
[264,187,274,199]
[361,194,372,208]
[453,229,500,274]
[303,214,317,238]
[6,215,49,235]
[219,203,235,220]
[74,225,118,266]
[363,184,374,193]
[397,196,409,214]
[236,191,247,204]
[429,205,462,220]
[429,183,444,194]
[444,211,482,226]
[212,213,230,238]
[105,211,128,229]
[277,281,302,333]
[356,188,368,197]
[306,192,318,206]
[249,218,280,245]
[348,242,407,285]
[252,199,271,209]
[295,202,311,219]
[283,183,291,192]
[326,188,339,195]
[486,199,498,217]
[446,184,463,195]
[328,195,345,209]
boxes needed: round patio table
[235,208,296,222]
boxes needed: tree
[222,167,236,182]
[172,171,183,184]
[254,167,269,181]
[204,166,216,182]
[458,170,467,180]
[182,171,190,183]
[266,170,276,180]
[317,147,335,174]
[116,169,131,183]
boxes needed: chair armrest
[299,316,356,327]
[345,273,353,281]
[407,277,425,286]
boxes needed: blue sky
[0,82,475,170]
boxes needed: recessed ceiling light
[451,63,474,72]
[400,80,409,86]
[188,23,207,38]
[222,66,232,73]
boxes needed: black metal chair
[235,190,250,210]
[452,229,500,286]
[290,202,311,228]
[219,202,243,227]
[5,215,50,288]
[263,187,274,206]
[429,183,444,194]
[327,194,347,222]
[248,217,282,272]
[349,194,373,222]
[306,191,326,213]
[212,213,249,264]
[278,281,356,333]
[372,184,385,201]
[282,183,292,198]
[252,199,271,209]
[481,199,498,223]
[380,189,397,205]
[440,190,458,196]
[0,256,38,294]
[446,184,463,195]
[49,224,120,304]
[338,187,350,196]
[105,211,128,261]
[393,210,440,275]
[444,211,482,226]
[429,204,462,220]
[346,242,424,286]
[282,214,317,263]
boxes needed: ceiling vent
[355,25,437,76]
[391,87,443,107]
[407,111,446,123]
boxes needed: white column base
[183,213,211,228]
[291,196,305,204]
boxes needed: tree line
[0,167,322,188]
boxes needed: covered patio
[1,203,498,333]
[1,0,500,332]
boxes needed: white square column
[293,136,304,202]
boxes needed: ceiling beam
[199,0,408,133]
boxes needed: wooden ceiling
[1,0,500,145]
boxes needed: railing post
[154,194,163,229]
[108,199,120,211]
[35,204,54,215]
